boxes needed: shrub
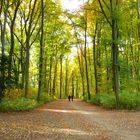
[90,94,101,105]
[4,89,24,100]
[82,94,89,102]
[100,94,116,109]
[24,87,38,99]
[0,98,38,111]
[88,92,140,110]
[0,88,54,112]
[4,87,38,100]
[119,92,140,110]
[91,93,116,109]
[39,93,53,104]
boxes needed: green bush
[100,94,116,109]
[88,92,140,110]
[91,93,116,109]
[39,93,53,104]
[90,94,101,105]
[119,92,140,110]
[24,87,38,99]
[4,87,38,100]
[0,86,54,112]
[82,94,89,102]
[0,98,38,111]
[0,93,54,112]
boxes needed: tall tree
[93,22,98,94]
[0,0,9,100]
[37,0,44,102]
[84,9,91,100]
[137,0,140,91]
[77,47,85,96]
[24,0,38,97]
[98,0,119,104]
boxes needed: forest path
[0,99,140,140]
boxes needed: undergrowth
[0,88,54,112]
[84,92,140,110]
[0,98,38,111]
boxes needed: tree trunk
[97,24,102,92]
[72,72,74,97]
[13,58,19,86]
[84,16,90,100]
[48,55,53,95]
[8,0,20,79]
[98,0,120,104]
[43,56,47,91]
[76,77,79,98]
[0,0,3,16]
[65,57,68,98]
[60,55,63,99]
[20,16,25,89]
[88,47,93,93]
[24,0,37,97]
[25,39,30,98]
[111,0,119,105]
[137,0,140,91]
[111,19,119,105]
[52,56,58,96]
[0,0,8,100]
[93,22,98,94]
[37,0,44,102]
[105,45,110,92]
[137,0,140,39]
[77,48,85,96]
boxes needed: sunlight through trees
[0,0,140,108]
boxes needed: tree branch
[98,0,112,27]
[29,27,41,48]
[102,0,110,11]
[30,11,41,37]
[13,32,26,51]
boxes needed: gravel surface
[0,99,140,140]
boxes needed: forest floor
[0,99,140,140]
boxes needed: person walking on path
[68,95,71,101]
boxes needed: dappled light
[39,108,95,115]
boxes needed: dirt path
[0,99,140,140]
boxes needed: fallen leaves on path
[0,99,139,140]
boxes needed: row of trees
[0,0,140,105]
[74,0,140,104]
[0,0,70,101]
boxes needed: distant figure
[68,95,71,102]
